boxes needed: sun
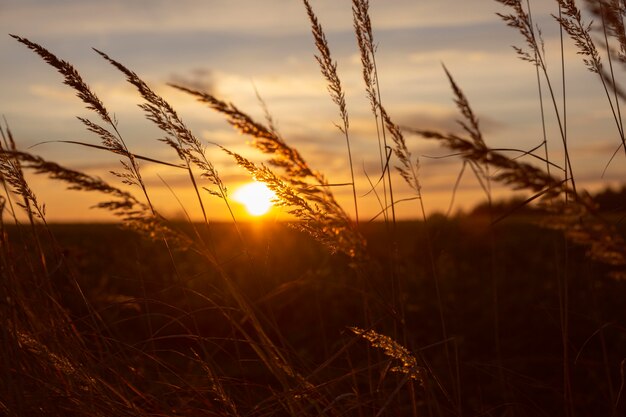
[232,182,276,216]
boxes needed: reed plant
[2,0,626,416]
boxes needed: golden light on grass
[6,1,626,414]
[232,181,275,216]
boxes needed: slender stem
[558,7,574,416]
[373,112,389,223]
[419,194,459,415]
[601,1,625,137]
[527,0,552,178]
[526,4,576,195]
[372,53,397,226]
[599,0,626,155]
[558,5,573,196]
[111,124,155,213]
[345,133,360,225]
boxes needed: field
[3,217,626,416]
[3,1,626,416]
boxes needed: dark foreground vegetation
[2,216,626,416]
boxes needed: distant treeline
[469,185,626,216]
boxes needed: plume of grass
[221,146,366,260]
[0,147,161,415]
[496,0,626,269]
[442,64,499,202]
[349,326,424,384]
[302,0,359,224]
[170,85,366,260]
[4,325,148,416]
[408,70,626,278]
[66,56,317,405]
[549,1,626,168]
[555,0,603,73]
[585,0,626,62]
[191,350,240,417]
[1,145,324,414]
[93,49,222,226]
[580,0,626,159]
[496,0,577,194]
[0,124,51,279]
[352,0,377,114]
[411,125,565,196]
[546,195,626,279]
[12,40,328,410]
[82,51,332,409]
[158,76,366,404]
[171,85,318,182]
[10,35,154,210]
[352,0,395,224]
[351,5,457,410]
[177,20,367,302]
[0,127,46,222]
[0,149,189,248]
[8,35,111,125]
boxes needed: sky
[1,0,625,222]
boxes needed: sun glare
[233,182,275,216]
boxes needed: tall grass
[2,0,626,416]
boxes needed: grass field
[2,1,626,416]
[3,217,626,415]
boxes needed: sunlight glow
[233,182,275,216]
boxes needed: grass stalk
[303,0,359,225]
[4,2,626,415]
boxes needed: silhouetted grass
[2,1,626,416]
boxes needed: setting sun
[232,182,276,216]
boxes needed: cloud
[2,0,307,37]
[0,0,518,38]
[168,68,215,94]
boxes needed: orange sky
[2,0,625,222]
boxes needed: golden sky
[1,0,625,222]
